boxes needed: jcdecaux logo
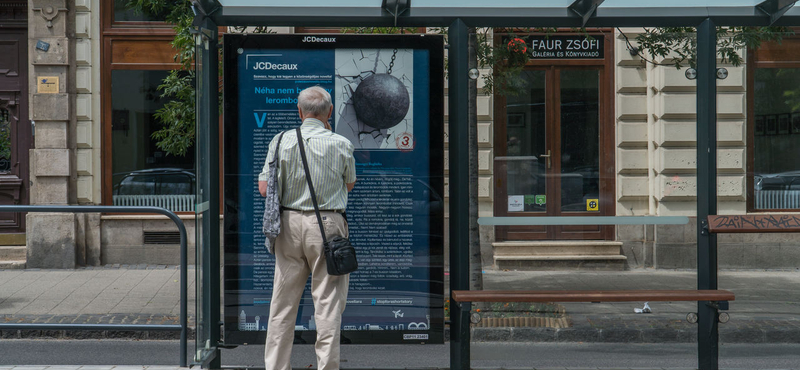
[252,62,298,70]
[302,36,336,43]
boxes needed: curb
[1,314,194,340]
[469,317,800,343]
[2,315,799,343]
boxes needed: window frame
[101,1,188,211]
[746,36,800,212]
[104,0,174,34]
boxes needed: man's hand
[258,181,267,197]
[346,181,355,192]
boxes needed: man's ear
[326,104,333,121]
[297,106,304,120]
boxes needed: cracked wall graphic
[335,49,414,150]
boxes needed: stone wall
[615,28,747,217]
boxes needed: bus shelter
[190,1,800,369]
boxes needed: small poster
[535,194,546,206]
[508,195,524,212]
[586,199,599,211]
[524,195,536,205]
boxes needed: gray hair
[297,86,332,117]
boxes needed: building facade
[2,1,799,269]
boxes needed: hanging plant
[479,32,537,97]
[505,37,530,67]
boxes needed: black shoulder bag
[296,127,358,275]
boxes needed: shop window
[752,67,800,210]
[110,70,195,212]
[113,0,168,23]
[749,36,800,211]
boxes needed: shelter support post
[198,15,222,369]
[448,19,471,370]
[696,18,720,370]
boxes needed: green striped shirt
[259,118,356,211]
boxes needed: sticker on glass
[586,199,599,211]
[508,195,524,212]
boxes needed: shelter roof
[198,0,800,27]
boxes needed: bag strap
[270,131,286,165]
[296,127,328,245]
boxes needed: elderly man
[258,86,356,370]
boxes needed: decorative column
[27,0,78,268]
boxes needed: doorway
[495,65,614,240]
[0,23,30,234]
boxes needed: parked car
[754,170,800,191]
[113,168,196,195]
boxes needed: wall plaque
[37,76,58,93]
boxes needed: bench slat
[451,289,735,303]
[707,215,800,233]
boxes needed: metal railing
[113,194,196,213]
[755,190,800,209]
[0,205,188,367]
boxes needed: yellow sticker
[37,76,59,94]
[586,199,599,211]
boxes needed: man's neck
[303,117,329,130]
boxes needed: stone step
[0,260,26,269]
[493,241,623,256]
[0,246,26,260]
[495,255,628,271]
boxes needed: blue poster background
[233,47,437,336]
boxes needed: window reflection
[753,68,800,210]
[114,0,169,22]
[560,70,599,212]
[504,70,546,212]
[111,70,195,211]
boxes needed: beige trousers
[264,210,349,370]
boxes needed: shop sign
[528,35,603,59]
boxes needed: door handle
[540,150,551,169]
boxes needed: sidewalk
[1,266,799,343]
[0,265,192,340]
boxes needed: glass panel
[194,34,212,362]
[504,70,546,212]
[0,108,10,173]
[111,70,195,212]
[559,70,599,212]
[114,0,169,22]
[753,68,800,210]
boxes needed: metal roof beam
[191,0,222,28]
[756,0,798,25]
[569,0,604,28]
[382,0,410,26]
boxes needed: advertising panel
[223,34,444,345]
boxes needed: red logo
[395,132,415,152]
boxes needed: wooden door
[0,25,30,233]
[494,66,613,240]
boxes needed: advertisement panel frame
[222,33,445,346]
